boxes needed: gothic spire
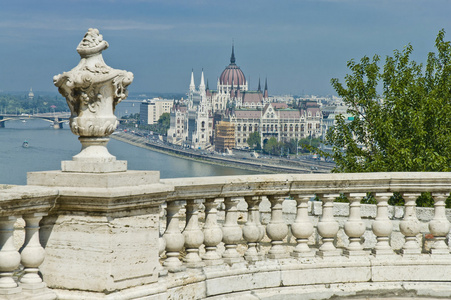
[189,69,196,92]
[199,68,206,92]
[257,77,261,92]
[264,77,268,98]
[230,42,236,64]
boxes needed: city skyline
[0,0,450,96]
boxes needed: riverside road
[112,130,334,174]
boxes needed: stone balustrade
[2,172,451,299]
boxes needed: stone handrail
[2,172,451,299]
[161,172,451,199]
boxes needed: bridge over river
[0,112,70,128]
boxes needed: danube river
[0,118,257,185]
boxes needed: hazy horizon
[1,0,450,96]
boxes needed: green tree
[299,136,321,153]
[263,137,279,155]
[158,112,170,132]
[247,131,261,150]
[323,29,451,173]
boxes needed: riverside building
[168,45,322,150]
[139,98,173,125]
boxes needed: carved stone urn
[53,28,133,173]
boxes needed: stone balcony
[2,172,451,299]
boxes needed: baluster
[243,196,264,261]
[372,193,394,256]
[316,194,341,257]
[266,195,289,259]
[202,198,223,265]
[19,213,46,289]
[344,193,367,256]
[0,216,21,293]
[291,194,315,257]
[222,197,244,264]
[183,199,205,268]
[400,193,421,255]
[429,193,450,255]
[158,233,168,277]
[163,200,186,272]
[158,204,168,277]
[255,196,266,257]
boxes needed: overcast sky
[0,0,449,96]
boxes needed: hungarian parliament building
[167,46,323,152]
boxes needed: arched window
[295,124,299,131]
[202,121,205,128]
[301,124,304,131]
[289,124,293,132]
[284,124,288,132]
[243,125,247,132]
[263,125,266,132]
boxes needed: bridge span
[0,112,70,128]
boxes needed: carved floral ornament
[53,28,133,137]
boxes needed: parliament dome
[219,45,246,86]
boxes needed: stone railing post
[202,198,223,265]
[266,195,289,259]
[344,193,367,257]
[316,194,341,257]
[291,194,315,258]
[222,197,243,264]
[163,200,186,272]
[243,196,264,261]
[372,193,394,256]
[429,193,451,255]
[19,213,47,289]
[29,29,172,298]
[400,193,421,255]
[0,216,21,294]
[183,199,205,268]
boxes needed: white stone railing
[2,172,451,299]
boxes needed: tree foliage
[0,93,67,114]
[247,131,261,150]
[263,137,279,155]
[324,29,451,173]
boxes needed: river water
[0,118,257,185]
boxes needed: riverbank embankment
[111,132,334,174]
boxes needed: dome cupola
[219,45,246,87]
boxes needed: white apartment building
[140,98,173,125]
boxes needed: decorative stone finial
[53,28,134,173]
[76,28,109,57]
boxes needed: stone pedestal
[24,28,174,298]
[29,170,173,294]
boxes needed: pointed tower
[257,78,261,92]
[199,69,206,92]
[189,69,195,92]
[264,78,268,98]
[230,43,236,65]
